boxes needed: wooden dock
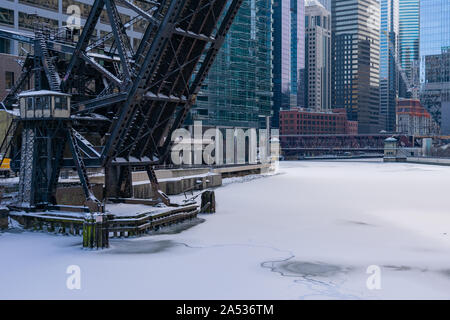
[8,203,199,241]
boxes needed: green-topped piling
[83,214,109,249]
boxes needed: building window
[0,7,14,26]
[0,38,11,54]
[27,97,34,111]
[19,12,58,30]
[55,96,68,110]
[19,0,58,12]
[5,71,14,89]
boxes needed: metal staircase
[36,32,61,91]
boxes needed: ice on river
[1,159,450,299]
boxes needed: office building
[420,0,450,134]
[379,0,399,132]
[272,0,305,127]
[279,107,358,135]
[305,0,331,112]
[332,0,380,134]
[189,0,273,129]
[398,0,419,98]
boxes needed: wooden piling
[83,214,109,249]
[0,208,8,229]
[200,191,216,214]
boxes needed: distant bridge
[280,134,419,157]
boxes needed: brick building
[279,107,358,135]
[0,53,22,101]
[0,53,22,143]
[396,99,433,135]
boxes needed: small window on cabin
[27,97,34,111]
[35,97,42,110]
[42,96,50,110]
[55,96,61,109]
[55,96,67,110]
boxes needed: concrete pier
[406,157,450,166]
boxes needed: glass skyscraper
[420,0,450,133]
[399,0,419,98]
[272,0,305,128]
[379,0,399,132]
[188,0,273,129]
[332,0,381,134]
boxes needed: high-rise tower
[188,0,273,129]
[420,0,450,133]
[379,0,399,132]
[272,0,305,127]
[332,0,380,134]
[398,0,419,98]
[305,0,331,111]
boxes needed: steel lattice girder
[58,0,244,168]
[101,0,244,166]
[1,0,242,208]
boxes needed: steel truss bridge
[280,134,420,157]
[0,0,242,212]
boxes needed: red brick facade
[279,108,358,135]
[0,53,23,100]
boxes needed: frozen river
[1,159,450,299]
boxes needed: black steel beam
[159,0,244,162]
[100,0,185,164]
[118,0,160,25]
[104,0,134,83]
[62,0,105,88]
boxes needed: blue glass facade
[272,0,305,128]
[188,0,273,129]
[420,0,450,64]
[420,0,450,132]
[379,0,399,132]
[399,0,419,90]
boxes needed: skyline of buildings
[1,0,450,136]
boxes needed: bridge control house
[18,90,71,119]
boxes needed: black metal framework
[0,0,242,211]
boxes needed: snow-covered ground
[1,159,450,299]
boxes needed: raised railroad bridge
[0,0,243,213]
